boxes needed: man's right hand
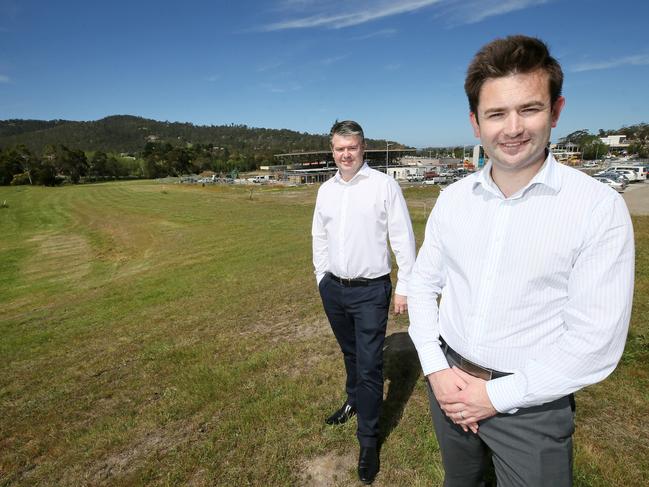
[428,368,479,434]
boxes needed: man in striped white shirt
[408,35,634,487]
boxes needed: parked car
[595,171,629,184]
[432,175,453,184]
[607,164,647,181]
[610,169,638,182]
[595,176,625,192]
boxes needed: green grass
[0,180,647,486]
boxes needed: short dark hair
[329,120,365,145]
[464,35,563,115]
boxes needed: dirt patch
[185,467,210,486]
[86,419,199,485]
[298,450,356,487]
[274,317,332,342]
[240,317,331,343]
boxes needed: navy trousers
[319,273,392,447]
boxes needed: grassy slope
[0,181,646,486]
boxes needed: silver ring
[460,411,465,419]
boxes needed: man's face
[331,134,365,181]
[470,70,565,174]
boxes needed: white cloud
[448,0,552,25]
[262,0,553,31]
[351,28,398,40]
[262,0,443,31]
[571,53,649,73]
[0,74,10,83]
[205,74,221,82]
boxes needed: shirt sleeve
[311,188,328,285]
[408,199,450,375]
[386,179,417,296]
[487,194,635,412]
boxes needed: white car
[611,169,637,182]
[607,164,647,181]
[595,170,629,183]
[595,176,625,192]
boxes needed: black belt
[327,272,390,287]
[440,337,511,381]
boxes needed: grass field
[1,180,647,486]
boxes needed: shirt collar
[472,151,562,199]
[334,162,371,184]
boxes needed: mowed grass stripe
[1,182,335,486]
[0,181,647,486]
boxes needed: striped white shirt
[312,163,416,296]
[408,153,634,413]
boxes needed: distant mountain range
[0,115,405,155]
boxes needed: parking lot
[622,180,649,215]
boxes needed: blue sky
[1,0,648,147]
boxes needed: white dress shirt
[408,153,634,413]
[312,163,416,296]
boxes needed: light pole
[386,142,392,177]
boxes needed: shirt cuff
[316,272,326,285]
[417,344,450,377]
[485,374,522,414]
[394,280,407,296]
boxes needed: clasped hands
[428,366,498,434]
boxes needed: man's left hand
[437,367,498,426]
[393,294,407,314]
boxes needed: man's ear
[551,96,565,128]
[469,112,480,138]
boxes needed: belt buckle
[335,275,351,286]
[459,357,493,381]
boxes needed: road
[622,181,649,215]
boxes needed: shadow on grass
[379,331,420,446]
[379,333,498,485]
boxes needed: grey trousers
[427,358,575,486]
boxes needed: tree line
[2,116,646,186]
[559,124,649,159]
[0,144,124,185]
[0,115,406,186]
[0,142,275,185]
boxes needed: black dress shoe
[357,446,379,484]
[325,402,356,425]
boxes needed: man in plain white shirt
[312,120,416,484]
[408,36,634,486]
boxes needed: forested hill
[0,115,403,155]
